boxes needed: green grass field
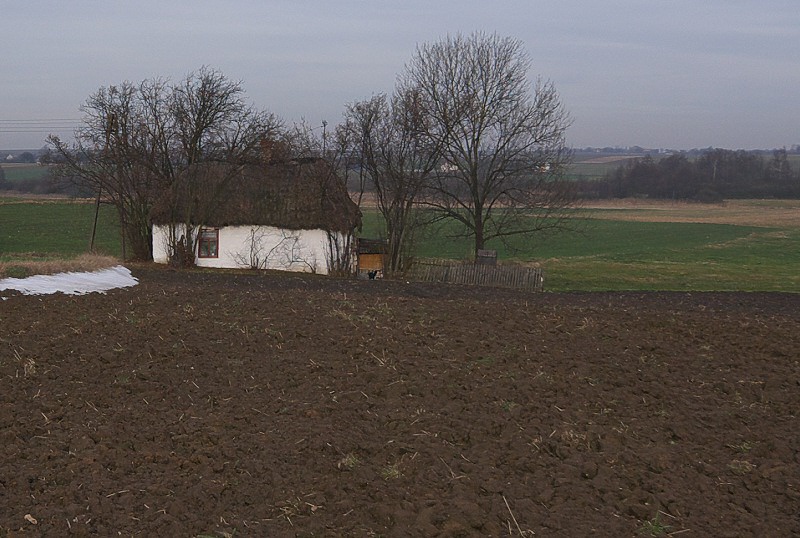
[0,200,121,259]
[536,224,800,291]
[0,164,53,184]
[361,207,800,292]
[2,198,799,291]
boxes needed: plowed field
[1,267,798,536]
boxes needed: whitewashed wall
[153,224,348,275]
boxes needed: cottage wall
[152,224,348,275]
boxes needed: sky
[2,0,799,151]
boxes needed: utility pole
[90,113,116,251]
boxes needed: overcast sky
[2,0,799,150]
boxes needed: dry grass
[0,253,120,279]
[582,199,800,228]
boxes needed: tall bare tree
[162,68,282,265]
[49,68,281,262]
[398,32,574,257]
[344,91,439,274]
[49,82,164,260]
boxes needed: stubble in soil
[1,267,799,537]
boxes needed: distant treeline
[5,147,800,203]
[576,149,800,201]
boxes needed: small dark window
[198,228,219,258]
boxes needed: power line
[0,119,81,134]
[0,120,80,125]
[0,129,77,133]
[0,119,81,122]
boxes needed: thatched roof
[150,156,361,233]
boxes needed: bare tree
[49,67,281,263]
[344,91,439,274]
[49,82,165,260]
[397,32,574,258]
[156,68,282,265]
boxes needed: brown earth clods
[1,267,799,537]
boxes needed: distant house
[151,151,361,275]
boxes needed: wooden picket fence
[409,259,544,292]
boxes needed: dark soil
[1,266,799,537]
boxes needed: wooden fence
[409,260,544,292]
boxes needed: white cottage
[151,152,361,275]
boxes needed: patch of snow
[0,266,138,296]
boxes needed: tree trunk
[473,205,484,259]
